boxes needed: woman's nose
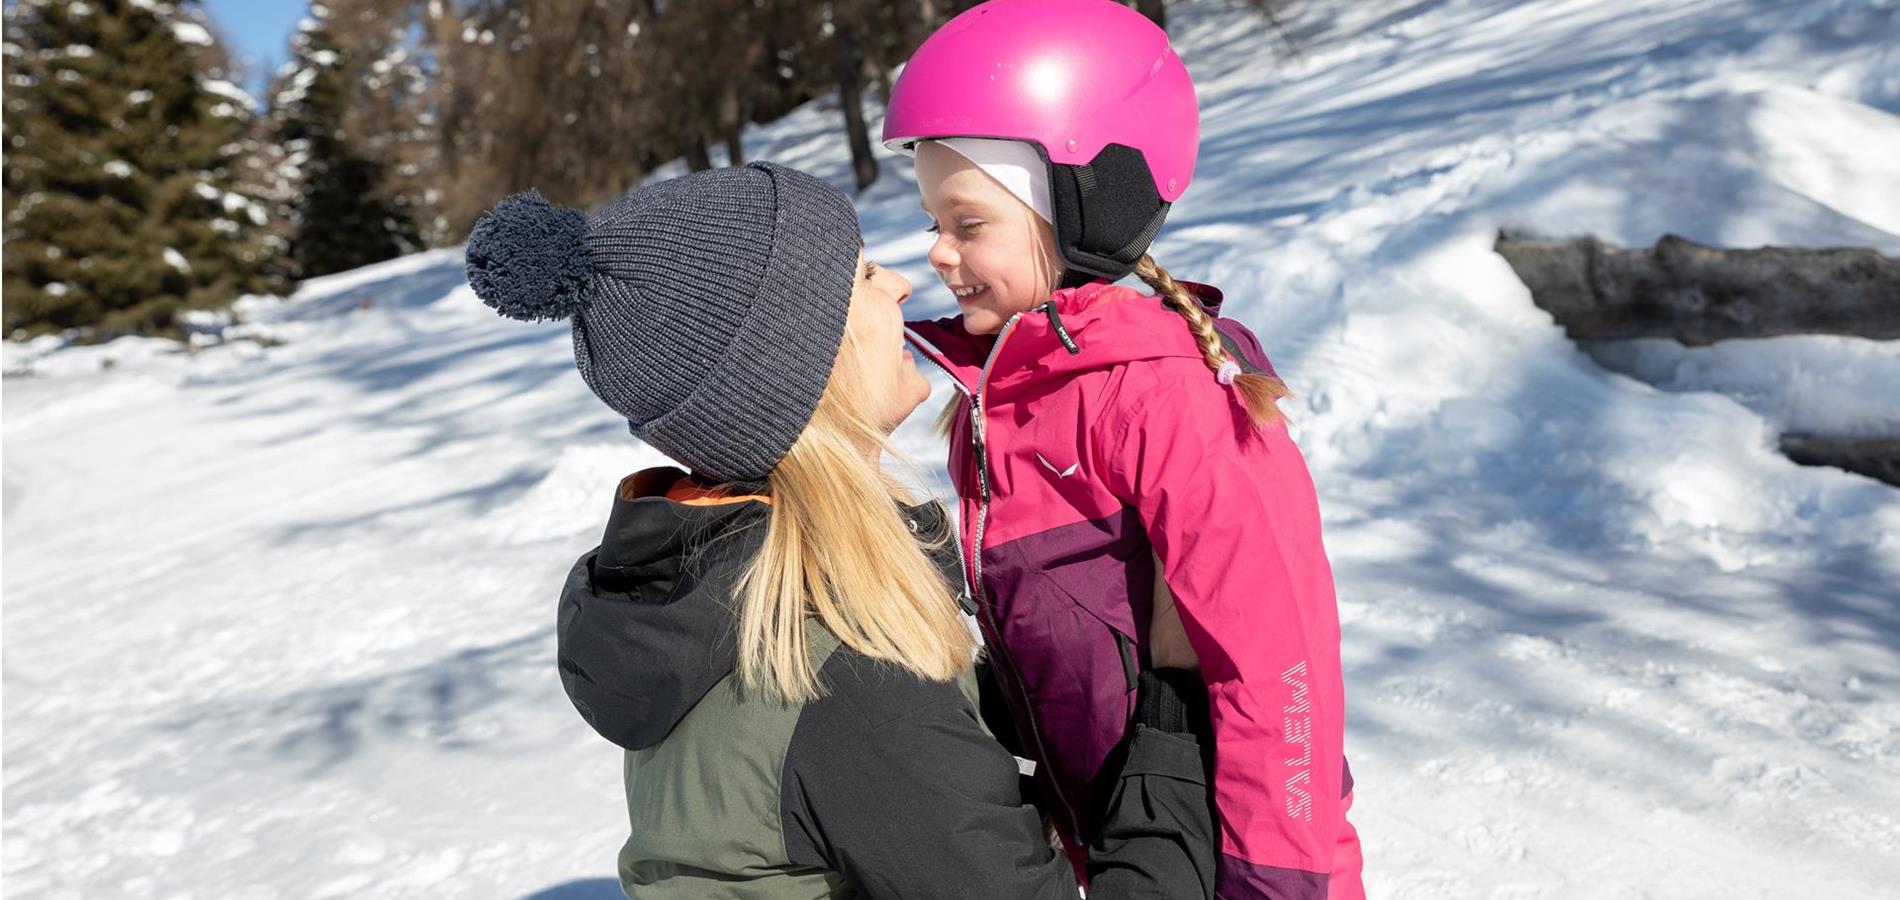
[889,269,913,305]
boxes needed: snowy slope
[6,1,1900,897]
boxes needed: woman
[464,161,1216,898]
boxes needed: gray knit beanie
[464,162,862,483]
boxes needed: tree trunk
[1135,0,1166,30]
[872,62,893,109]
[685,139,712,171]
[718,79,745,167]
[1496,232,1900,345]
[834,16,878,192]
[724,127,744,168]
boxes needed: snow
[273,67,321,108]
[201,78,258,109]
[161,246,190,273]
[171,21,215,48]
[1585,336,1900,439]
[5,1,1900,898]
[103,160,133,178]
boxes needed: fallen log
[1495,232,1900,346]
[1778,435,1900,489]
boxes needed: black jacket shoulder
[780,644,1073,900]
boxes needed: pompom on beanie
[465,162,863,484]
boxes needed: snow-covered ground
[6,1,1899,897]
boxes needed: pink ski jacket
[906,281,1364,899]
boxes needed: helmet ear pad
[1050,142,1172,287]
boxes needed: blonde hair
[1132,254,1291,428]
[933,253,1292,436]
[737,322,976,703]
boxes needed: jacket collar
[905,280,1230,399]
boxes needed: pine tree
[269,4,418,282]
[349,5,445,247]
[2,0,288,338]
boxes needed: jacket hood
[557,466,960,751]
[904,280,1276,399]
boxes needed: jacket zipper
[907,312,1084,842]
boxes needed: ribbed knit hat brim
[466,162,862,484]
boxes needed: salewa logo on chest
[1036,452,1079,478]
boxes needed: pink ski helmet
[883,0,1200,283]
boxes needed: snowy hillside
[6,1,1899,897]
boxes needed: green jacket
[558,467,1216,899]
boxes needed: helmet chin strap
[1049,143,1173,285]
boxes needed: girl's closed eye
[922,219,984,236]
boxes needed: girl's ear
[1031,206,1065,295]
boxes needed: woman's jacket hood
[556,467,958,751]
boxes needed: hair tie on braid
[1132,253,1292,428]
[1216,357,1242,386]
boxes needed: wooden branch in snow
[1495,232,1900,346]
[1779,435,1900,489]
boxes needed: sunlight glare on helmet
[1024,57,1071,106]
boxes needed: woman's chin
[887,378,932,426]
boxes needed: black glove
[1086,667,1219,899]
[1133,668,1213,742]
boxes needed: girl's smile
[915,141,1061,335]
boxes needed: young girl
[465,162,1219,898]
[883,2,1366,897]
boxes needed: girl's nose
[927,234,958,274]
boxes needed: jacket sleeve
[1088,669,1220,900]
[1096,376,1351,898]
[782,650,1216,899]
[974,658,1027,758]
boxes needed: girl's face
[915,141,1061,336]
[844,249,932,433]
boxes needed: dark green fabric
[616,622,853,900]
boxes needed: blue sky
[204,0,306,97]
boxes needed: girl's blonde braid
[1133,255,1290,427]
